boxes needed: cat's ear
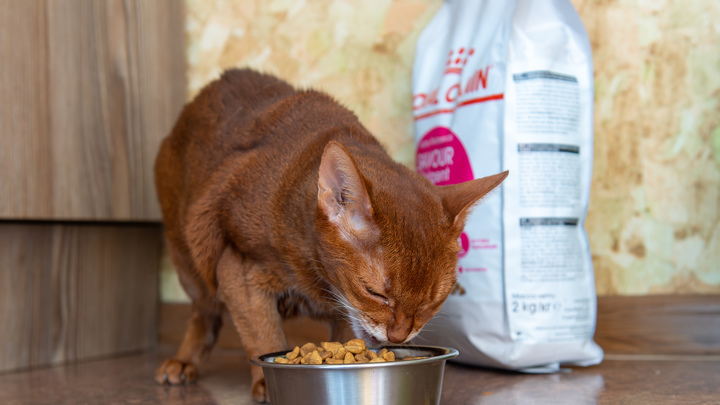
[439,171,509,232]
[317,141,375,237]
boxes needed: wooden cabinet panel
[0,0,185,220]
[0,222,162,372]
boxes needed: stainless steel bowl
[250,345,458,405]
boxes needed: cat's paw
[155,359,198,385]
[252,377,270,403]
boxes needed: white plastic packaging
[413,0,603,371]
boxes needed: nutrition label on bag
[518,144,581,208]
[514,71,580,136]
[519,218,584,282]
[508,217,594,342]
[503,64,596,344]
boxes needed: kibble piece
[345,345,364,354]
[307,350,323,365]
[365,349,377,360]
[345,339,366,349]
[319,350,333,360]
[369,358,386,363]
[382,351,396,362]
[291,357,302,365]
[343,352,356,364]
[322,341,344,355]
[300,342,318,357]
[274,357,289,364]
[355,353,369,363]
[333,347,347,360]
[286,346,300,360]
[325,358,343,364]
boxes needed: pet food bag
[413,0,603,371]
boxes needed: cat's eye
[365,286,388,303]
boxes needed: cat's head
[315,141,507,346]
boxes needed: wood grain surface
[595,295,720,355]
[3,348,720,405]
[159,295,720,355]
[0,222,162,372]
[0,0,186,220]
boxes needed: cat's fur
[154,69,507,402]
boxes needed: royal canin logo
[413,47,503,121]
[444,46,474,74]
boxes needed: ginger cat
[154,69,507,402]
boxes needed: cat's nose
[387,328,408,344]
[387,314,413,343]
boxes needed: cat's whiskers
[418,311,447,334]
[417,325,437,333]
[409,334,431,344]
[430,309,451,320]
[319,286,364,324]
[319,285,388,343]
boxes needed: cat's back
[179,69,297,158]
[156,69,297,201]
[156,68,381,218]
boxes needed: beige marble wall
[161,0,720,301]
[575,0,720,294]
[185,0,439,163]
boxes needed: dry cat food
[273,339,428,365]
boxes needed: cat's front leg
[216,247,286,403]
